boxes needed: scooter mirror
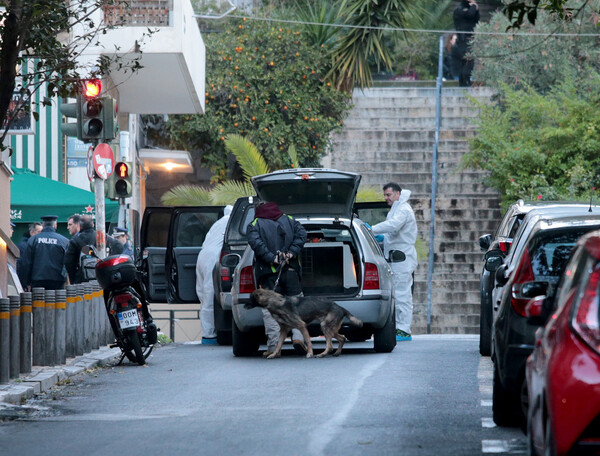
[81,244,98,257]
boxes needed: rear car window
[145,212,171,247]
[259,181,355,206]
[529,229,588,278]
[227,204,255,242]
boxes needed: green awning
[10,167,118,223]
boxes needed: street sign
[93,143,114,180]
[87,146,94,181]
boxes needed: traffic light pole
[94,174,107,259]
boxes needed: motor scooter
[82,246,158,365]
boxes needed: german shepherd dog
[247,288,363,359]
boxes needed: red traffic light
[116,162,129,178]
[83,79,102,98]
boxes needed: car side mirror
[521,281,549,299]
[388,250,406,263]
[221,253,241,268]
[479,234,492,252]
[484,249,504,272]
[495,263,508,286]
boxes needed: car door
[139,207,173,303]
[166,206,224,303]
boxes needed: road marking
[307,356,386,456]
[481,400,492,407]
[482,417,496,428]
[483,440,511,452]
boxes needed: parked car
[224,168,396,357]
[478,200,538,356]
[212,196,390,346]
[479,201,600,357]
[526,230,600,456]
[138,206,225,303]
[491,213,600,427]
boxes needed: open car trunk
[299,224,361,297]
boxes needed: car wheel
[232,317,259,357]
[373,308,396,353]
[479,287,492,356]
[493,361,520,426]
[214,297,232,346]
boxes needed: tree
[471,1,600,92]
[0,0,149,150]
[502,0,596,29]
[166,16,352,181]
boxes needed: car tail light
[363,262,380,290]
[499,240,512,253]
[571,263,600,354]
[239,266,256,293]
[220,250,231,283]
[511,247,535,316]
[114,292,133,307]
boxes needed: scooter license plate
[118,309,140,329]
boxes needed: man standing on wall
[453,0,479,87]
[370,183,418,341]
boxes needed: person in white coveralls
[370,183,418,341]
[195,205,233,344]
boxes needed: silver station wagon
[224,168,397,356]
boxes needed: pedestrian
[21,215,69,291]
[370,183,418,341]
[195,205,233,345]
[64,214,124,284]
[16,222,42,286]
[67,214,81,237]
[112,227,133,258]
[247,199,307,357]
[443,33,458,81]
[453,0,479,87]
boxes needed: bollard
[20,292,32,374]
[90,283,99,350]
[55,289,67,365]
[83,283,93,353]
[92,282,104,348]
[32,288,46,366]
[9,296,20,378]
[0,298,10,383]
[65,285,76,358]
[45,289,56,366]
[75,284,84,356]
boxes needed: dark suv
[491,213,600,427]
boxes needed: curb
[0,346,121,405]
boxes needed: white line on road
[307,356,386,456]
[483,440,511,453]
[482,417,496,428]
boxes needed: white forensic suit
[371,190,418,334]
[195,205,233,340]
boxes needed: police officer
[21,215,69,291]
[112,227,133,258]
[64,214,124,284]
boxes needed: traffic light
[80,79,104,142]
[102,96,119,142]
[60,95,82,139]
[113,161,133,198]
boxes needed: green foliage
[355,184,384,202]
[471,1,600,92]
[461,77,600,208]
[225,134,269,181]
[166,16,352,182]
[161,185,213,206]
[502,0,591,29]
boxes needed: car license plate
[118,309,140,329]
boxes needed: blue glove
[364,222,384,243]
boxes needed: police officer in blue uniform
[112,227,133,258]
[22,215,69,290]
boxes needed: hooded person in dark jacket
[453,0,479,86]
[64,215,124,284]
[247,200,307,356]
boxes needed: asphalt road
[0,335,526,456]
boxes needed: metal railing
[103,0,173,27]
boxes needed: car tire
[232,317,259,357]
[373,308,396,353]
[214,297,232,346]
[493,361,520,427]
[479,286,492,356]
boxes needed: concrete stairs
[325,86,502,334]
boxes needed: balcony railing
[104,0,173,27]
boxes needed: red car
[526,231,600,456]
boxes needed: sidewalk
[0,346,121,405]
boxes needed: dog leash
[273,256,287,290]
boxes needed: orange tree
[166,17,352,181]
